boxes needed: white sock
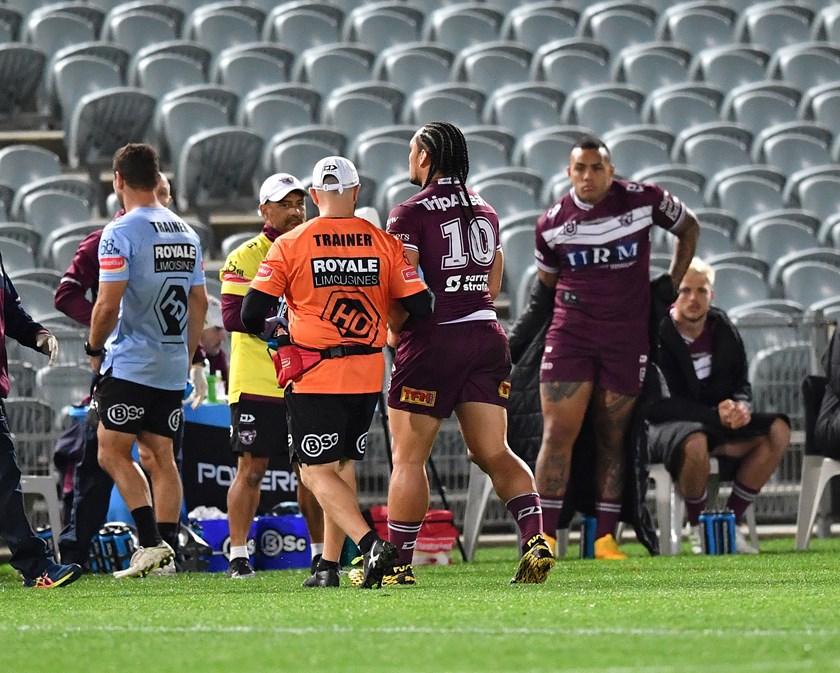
[310,543,324,558]
[229,545,249,560]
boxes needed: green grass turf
[1,537,839,673]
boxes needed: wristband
[84,341,104,357]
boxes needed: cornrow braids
[417,121,478,225]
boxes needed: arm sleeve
[221,292,248,333]
[397,287,434,316]
[241,288,279,335]
[649,183,687,233]
[54,230,102,326]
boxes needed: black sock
[357,529,378,555]
[131,506,162,548]
[157,522,179,554]
[317,558,340,572]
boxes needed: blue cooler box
[196,519,257,572]
[254,514,310,570]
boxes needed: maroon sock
[540,495,564,538]
[595,499,622,539]
[727,480,759,522]
[387,519,423,566]
[684,490,708,525]
[506,493,543,548]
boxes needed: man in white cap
[219,173,325,579]
[199,295,229,391]
[242,156,434,588]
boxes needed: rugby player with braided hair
[380,121,554,585]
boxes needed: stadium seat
[656,2,738,55]
[0,44,46,124]
[101,2,185,37]
[783,165,840,224]
[263,2,344,55]
[12,279,59,321]
[483,83,566,140]
[728,298,804,320]
[770,247,840,286]
[642,84,723,136]
[462,126,514,176]
[23,10,97,59]
[0,237,36,273]
[18,190,91,239]
[211,44,294,100]
[183,2,264,53]
[131,52,205,102]
[632,165,705,210]
[40,221,102,269]
[129,41,212,84]
[531,39,612,92]
[0,224,41,258]
[7,360,36,397]
[351,126,415,185]
[737,208,821,248]
[748,341,811,420]
[720,82,802,136]
[706,251,769,279]
[373,42,455,99]
[767,42,840,92]
[562,84,645,136]
[542,173,573,207]
[691,222,737,259]
[578,2,657,54]
[403,83,484,128]
[237,85,320,141]
[66,88,156,178]
[421,5,504,54]
[2,398,56,479]
[220,232,255,259]
[10,175,95,223]
[499,210,544,234]
[452,42,532,95]
[374,172,416,216]
[752,121,833,177]
[0,145,60,212]
[323,82,404,142]
[471,168,542,220]
[0,6,22,43]
[35,364,93,423]
[780,260,840,307]
[155,96,229,167]
[513,265,540,321]
[612,42,692,93]
[51,54,123,129]
[157,83,237,123]
[693,207,739,238]
[100,9,178,54]
[176,127,263,223]
[262,125,347,183]
[734,2,815,53]
[796,445,840,551]
[704,166,786,229]
[799,82,840,128]
[601,126,674,178]
[688,45,771,93]
[499,224,536,314]
[342,3,424,53]
[747,221,820,266]
[708,263,771,311]
[672,123,753,182]
[812,5,840,42]
[500,3,578,45]
[512,126,588,183]
[294,43,375,96]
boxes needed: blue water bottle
[579,515,596,559]
[698,511,717,554]
[720,510,737,554]
[98,525,117,573]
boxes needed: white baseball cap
[257,173,306,214]
[311,156,359,195]
[204,295,224,330]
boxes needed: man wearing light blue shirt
[87,143,207,578]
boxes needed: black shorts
[647,412,789,481]
[284,390,379,465]
[230,399,289,458]
[93,375,184,439]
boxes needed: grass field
[1,537,839,673]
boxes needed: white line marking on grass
[3,624,839,639]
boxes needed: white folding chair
[795,455,840,550]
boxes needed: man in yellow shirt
[219,173,323,579]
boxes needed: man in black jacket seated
[648,258,790,553]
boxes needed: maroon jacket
[54,229,102,327]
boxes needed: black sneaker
[24,562,83,588]
[302,567,340,588]
[226,557,256,579]
[310,553,322,575]
[359,538,397,589]
[510,533,555,584]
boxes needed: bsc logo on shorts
[400,386,436,407]
[356,432,367,456]
[300,433,338,458]
[168,409,181,433]
[106,404,144,426]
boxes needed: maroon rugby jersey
[387,178,500,325]
[535,179,685,324]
